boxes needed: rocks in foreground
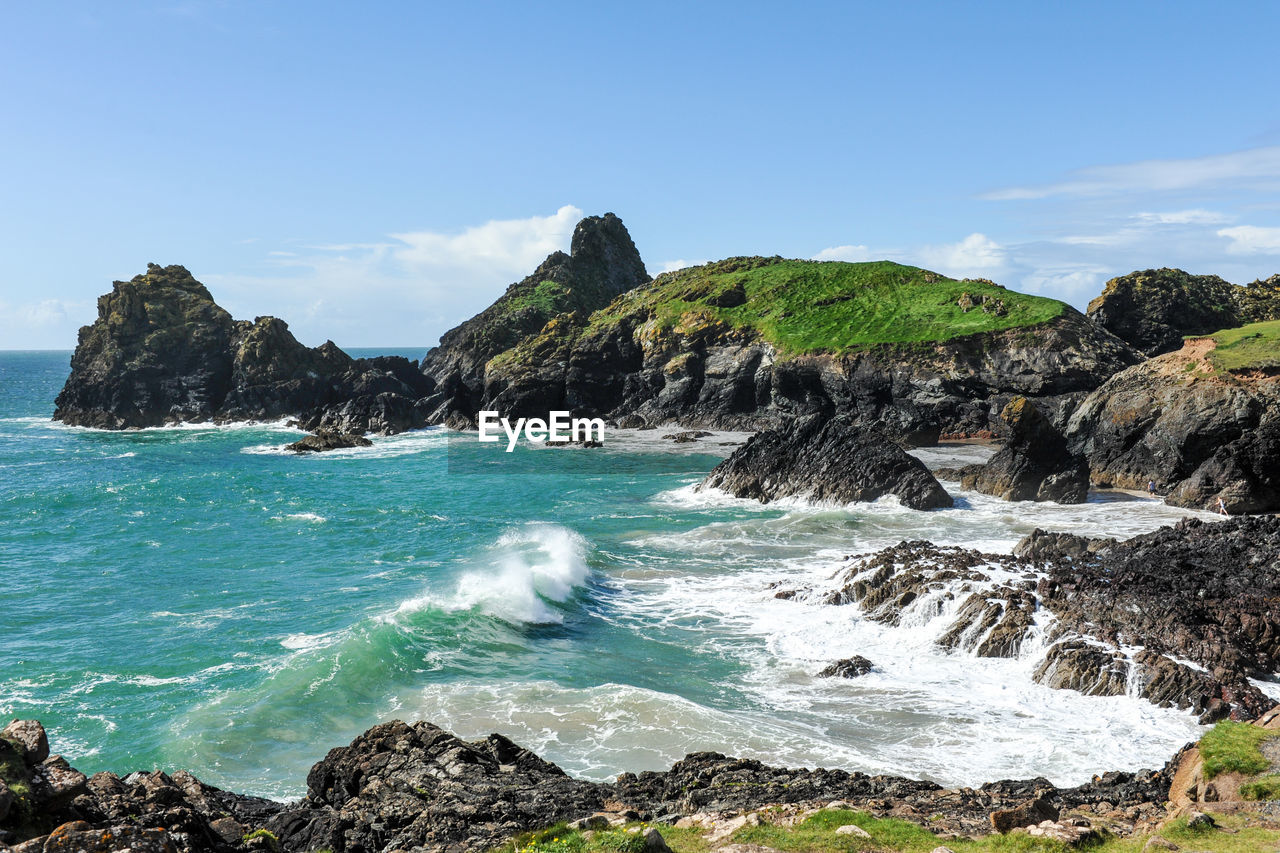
[0,718,1179,853]
[284,430,373,453]
[804,515,1280,721]
[699,414,953,510]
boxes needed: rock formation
[804,516,1280,721]
[698,414,953,510]
[0,718,1180,853]
[941,397,1090,503]
[285,430,373,453]
[418,213,651,427]
[1065,335,1280,512]
[54,264,434,434]
[473,256,1140,437]
[1087,267,1280,356]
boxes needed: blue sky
[3,2,1280,350]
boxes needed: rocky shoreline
[0,716,1191,853]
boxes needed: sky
[3,1,1280,350]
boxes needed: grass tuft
[1199,720,1277,779]
[1202,318,1280,373]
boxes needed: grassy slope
[584,258,1066,355]
[1202,319,1280,373]
[510,809,1280,853]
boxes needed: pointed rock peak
[564,212,650,297]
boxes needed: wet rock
[818,657,874,678]
[662,430,713,442]
[819,516,1280,718]
[1013,529,1114,561]
[963,397,1090,503]
[285,430,373,453]
[700,415,953,510]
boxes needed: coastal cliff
[1087,267,1280,356]
[477,256,1139,438]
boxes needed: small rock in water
[818,656,874,678]
[286,429,373,453]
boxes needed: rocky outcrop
[949,397,1090,503]
[0,719,1181,853]
[474,257,1140,436]
[418,213,650,426]
[817,657,874,678]
[1087,268,1280,356]
[285,430,373,453]
[53,264,238,429]
[54,265,434,434]
[803,516,1280,721]
[698,414,953,510]
[1065,336,1280,512]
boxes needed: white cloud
[915,233,1007,277]
[203,206,588,349]
[1133,209,1232,226]
[390,205,582,279]
[1218,225,1280,255]
[984,146,1280,200]
[658,259,709,274]
[0,298,91,349]
[811,244,873,262]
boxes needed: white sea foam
[275,512,327,523]
[394,524,592,626]
[241,427,449,459]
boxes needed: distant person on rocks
[1147,479,1157,497]
[1217,497,1229,516]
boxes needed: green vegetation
[1199,720,1277,779]
[241,828,280,851]
[1240,774,1280,801]
[508,809,1280,853]
[505,280,576,317]
[585,258,1067,355]
[1203,319,1280,373]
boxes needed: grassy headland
[581,258,1067,355]
[1202,319,1280,374]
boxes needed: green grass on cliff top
[586,258,1067,354]
[1202,319,1280,373]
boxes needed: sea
[0,349,1221,800]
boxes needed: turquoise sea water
[1,351,1216,799]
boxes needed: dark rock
[964,397,1090,503]
[818,657,874,678]
[1087,268,1280,356]
[420,213,650,424]
[284,430,372,453]
[699,415,953,510]
[54,265,436,435]
[1013,529,1115,561]
[54,264,237,429]
[818,516,1280,718]
[662,430,712,442]
[1066,337,1280,512]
